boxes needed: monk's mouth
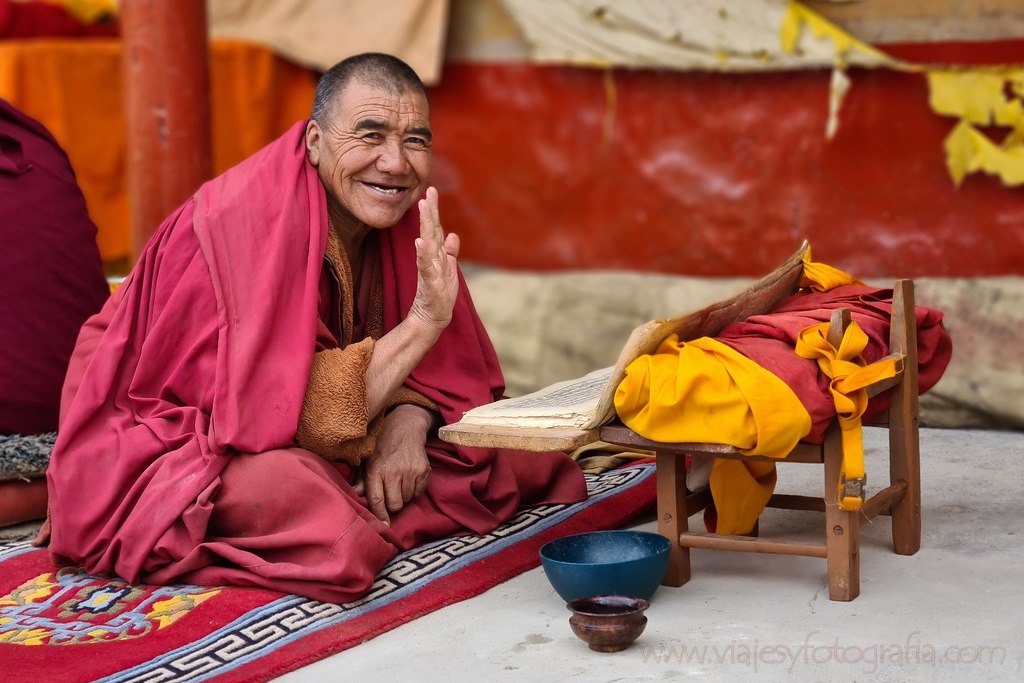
[366,183,407,196]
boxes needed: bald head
[311,53,427,124]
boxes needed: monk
[0,99,108,437]
[43,53,587,603]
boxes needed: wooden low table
[441,278,921,602]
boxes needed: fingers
[416,190,443,283]
[398,469,415,503]
[414,237,437,280]
[444,231,460,260]
[418,186,443,250]
[365,475,390,525]
[429,187,441,240]
[400,468,431,501]
[411,187,461,332]
[363,467,431,524]
[419,187,457,264]
[384,475,405,515]
[413,471,430,498]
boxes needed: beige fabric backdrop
[499,0,890,71]
[207,0,449,82]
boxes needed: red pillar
[121,0,212,262]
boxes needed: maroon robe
[0,99,108,436]
[716,285,953,443]
[45,121,586,603]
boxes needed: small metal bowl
[566,595,649,652]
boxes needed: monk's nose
[376,138,410,174]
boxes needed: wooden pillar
[121,0,212,262]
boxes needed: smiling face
[305,79,432,232]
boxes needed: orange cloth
[0,38,317,263]
[708,459,777,535]
[795,320,899,510]
[615,334,812,535]
[800,248,864,292]
[615,335,811,459]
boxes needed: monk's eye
[361,132,385,143]
[405,136,429,150]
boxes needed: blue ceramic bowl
[539,530,671,603]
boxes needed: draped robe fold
[45,121,587,603]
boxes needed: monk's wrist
[386,404,436,434]
[402,310,447,343]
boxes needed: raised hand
[359,188,462,421]
[407,186,460,330]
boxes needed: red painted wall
[427,62,1023,278]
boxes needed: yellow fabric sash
[794,320,899,510]
[615,334,813,534]
[800,249,865,291]
[615,335,812,458]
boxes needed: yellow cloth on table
[613,252,869,534]
[615,335,812,535]
[615,335,811,458]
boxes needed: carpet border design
[1,462,656,683]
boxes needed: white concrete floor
[276,428,1024,683]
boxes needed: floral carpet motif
[0,462,655,682]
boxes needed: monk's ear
[305,120,321,167]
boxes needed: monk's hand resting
[408,186,460,331]
[358,404,434,524]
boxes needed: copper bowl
[566,595,649,653]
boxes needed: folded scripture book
[445,242,810,443]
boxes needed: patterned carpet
[0,461,656,682]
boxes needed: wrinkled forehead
[332,81,430,130]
